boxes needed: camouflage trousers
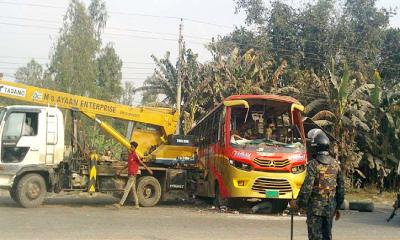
[306,214,334,240]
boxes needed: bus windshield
[0,108,5,124]
[229,101,304,152]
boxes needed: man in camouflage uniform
[290,129,345,240]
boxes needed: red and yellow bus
[189,95,307,211]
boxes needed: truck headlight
[229,159,252,171]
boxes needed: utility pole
[176,18,183,135]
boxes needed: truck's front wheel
[16,174,47,208]
[9,188,19,204]
[137,176,161,207]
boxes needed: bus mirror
[291,103,305,112]
[223,100,249,109]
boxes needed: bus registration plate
[265,190,279,198]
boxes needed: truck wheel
[137,176,161,207]
[16,174,47,208]
[9,188,19,204]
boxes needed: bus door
[194,116,211,196]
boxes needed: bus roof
[225,94,302,105]
[189,94,303,132]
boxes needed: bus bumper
[224,163,306,199]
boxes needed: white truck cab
[0,106,64,195]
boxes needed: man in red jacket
[114,141,141,209]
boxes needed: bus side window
[217,109,224,143]
[206,117,212,145]
[210,111,218,145]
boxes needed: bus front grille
[253,158,290,168]
[251,178,292,195]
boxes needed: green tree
[380,28,400,87]
[121,81,136,105]
[298,0,336,73]
[14,59,45,87]
[96,43,123,101]
[305,63,374,174]
[336,0,392,73]
[48,0,109,97]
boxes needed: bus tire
[271,199,288,213]
[137,176,161,207]
[16,173,47,208]
[349,201,374,212]
[213,184,228,209]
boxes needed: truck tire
[16,173,47,208]
[349,201,374,212]
[137,176,161,207]
[9,188,19,204]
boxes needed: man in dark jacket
[290,129,345,240]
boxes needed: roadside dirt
[346,188,397,206]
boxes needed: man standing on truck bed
[114,141,140,209]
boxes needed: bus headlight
[292,164,306,174]
[288,153,306,162]
[229,159,252,171]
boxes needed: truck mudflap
[166,169,187,191]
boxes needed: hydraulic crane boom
[0,79,178,137]
[0,78,195,208]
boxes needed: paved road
[0,191,398,240]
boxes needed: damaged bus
[189,95,307,212]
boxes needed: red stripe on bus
[210,164,230,198]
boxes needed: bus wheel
[272,199,289,213]
[16,174,47,208]
[213,184,228,209]
[137,176,161,207]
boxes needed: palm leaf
[338,63,350,108]
[351,115,370,132]
[349,84,375,100]
[276,86,300,94]
[304,99,329,114]
[371,70,381,109]
[314,120,334,127]
[311,110,336,121]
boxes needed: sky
[0,0,399,104]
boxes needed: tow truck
[0,78,197,208]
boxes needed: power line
[0,61,47,65]
[0,21,210,46]
[0,62,154,70]
[0,21,178,42]
[0,57,156,66]
[0,15,213,40]
[0,1,234,29]
[0,21,58,30]
[123,73,153,75]
[0,55,48,60]
[123,61,154,65]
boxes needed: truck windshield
[229,102,304,152]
